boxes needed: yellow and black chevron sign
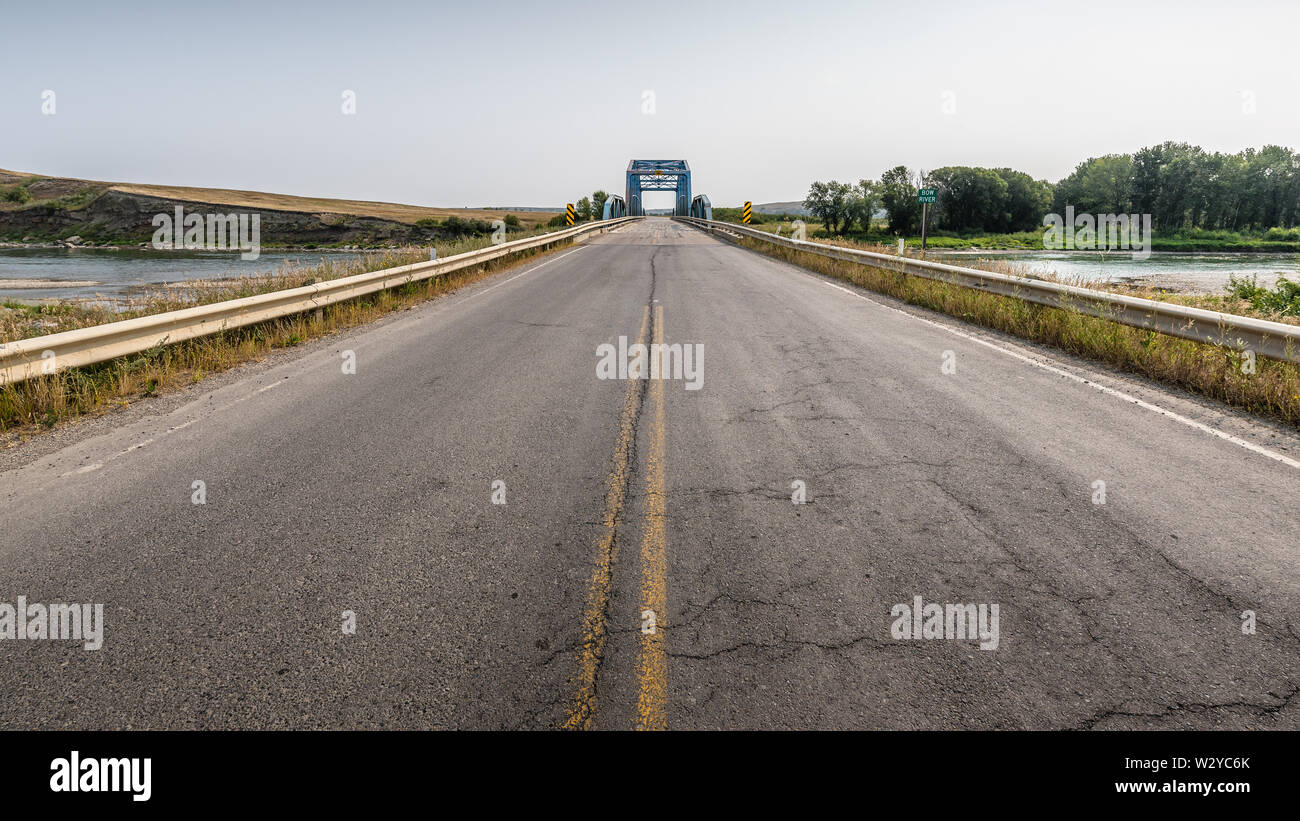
[742,201,752,224]
[565,203,575,226]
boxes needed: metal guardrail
[678,217,1300,363]
[0,217,641,385]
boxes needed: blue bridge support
[626,160,692,216]
[602,194,627,220]
[689,194,712,220]
[593,160,711,220]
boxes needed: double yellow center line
[562,304,669,731]
[636,305,668,730]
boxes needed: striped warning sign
[742,201,752,224]
[565,203,575,226]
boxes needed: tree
[849,179,880,233]
[928,167,1007,233]
[1131,142,1202,231]
[993,169,1053,232]
[878,166,920,234]
[803,180,856,234]
[804,181,834,230]
[576,196,592,223]
[1054,155,1133,216]
[591,190,609,220]
[1196,151,1241,230]
[1245,145,1299,229]
[799,141,1300,239]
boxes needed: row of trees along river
[798,142,1300,243]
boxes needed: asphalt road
[1,218,1298,730]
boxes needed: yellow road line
[635,304,668,730]
[563,305,650,730]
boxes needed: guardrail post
[309,278,324,322]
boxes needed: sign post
[565,203,575,226]
[742,201,752,224]
[917,188,937,251]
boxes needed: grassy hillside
[0,168,561,247]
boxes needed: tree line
[803,143,1300,236]
[548,190,610,226]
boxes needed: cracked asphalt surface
[1,217,1298,729]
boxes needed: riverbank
[781,234,1300,324]
[0,227,582,434]
[733,219,1300,254]
[924,249,1300,296]
[896,232,1300,253]
[727,225,1299,296]
[729,232,1300,429]
[0,222,564,302]
[0,168,559,250]
[0,239,393,251]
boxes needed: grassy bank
[0,169,559,228]
[797,234,1300,324]
[729,218,1300,253]
[0,228,568,437]
[728,233,1300,428]
[0,168,560,249]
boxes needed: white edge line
[455,246,585,304]
[56,249,589,479]
[817,278,1300,472]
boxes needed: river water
[929,249,1299,292]
[0,247,371,302]
[1,246,1297,302]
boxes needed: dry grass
[809,234,1300,325]
[735,236,1300,428]
[749,226,1300,326]
[0,229,555,343]
[0,231,573,438]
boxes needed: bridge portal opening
[626,160,691,217]
[639,191,678,213]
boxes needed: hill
[0,169,560,247]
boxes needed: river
[929,249,1299,292]
[0,247,373,302]
[1,246,1297,303]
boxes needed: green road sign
[918,188,937,204]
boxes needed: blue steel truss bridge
[603,159,712,219]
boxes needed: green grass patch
[1225,275,1300,316]
[720,217,1300,252]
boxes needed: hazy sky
[3,0,1297,210]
